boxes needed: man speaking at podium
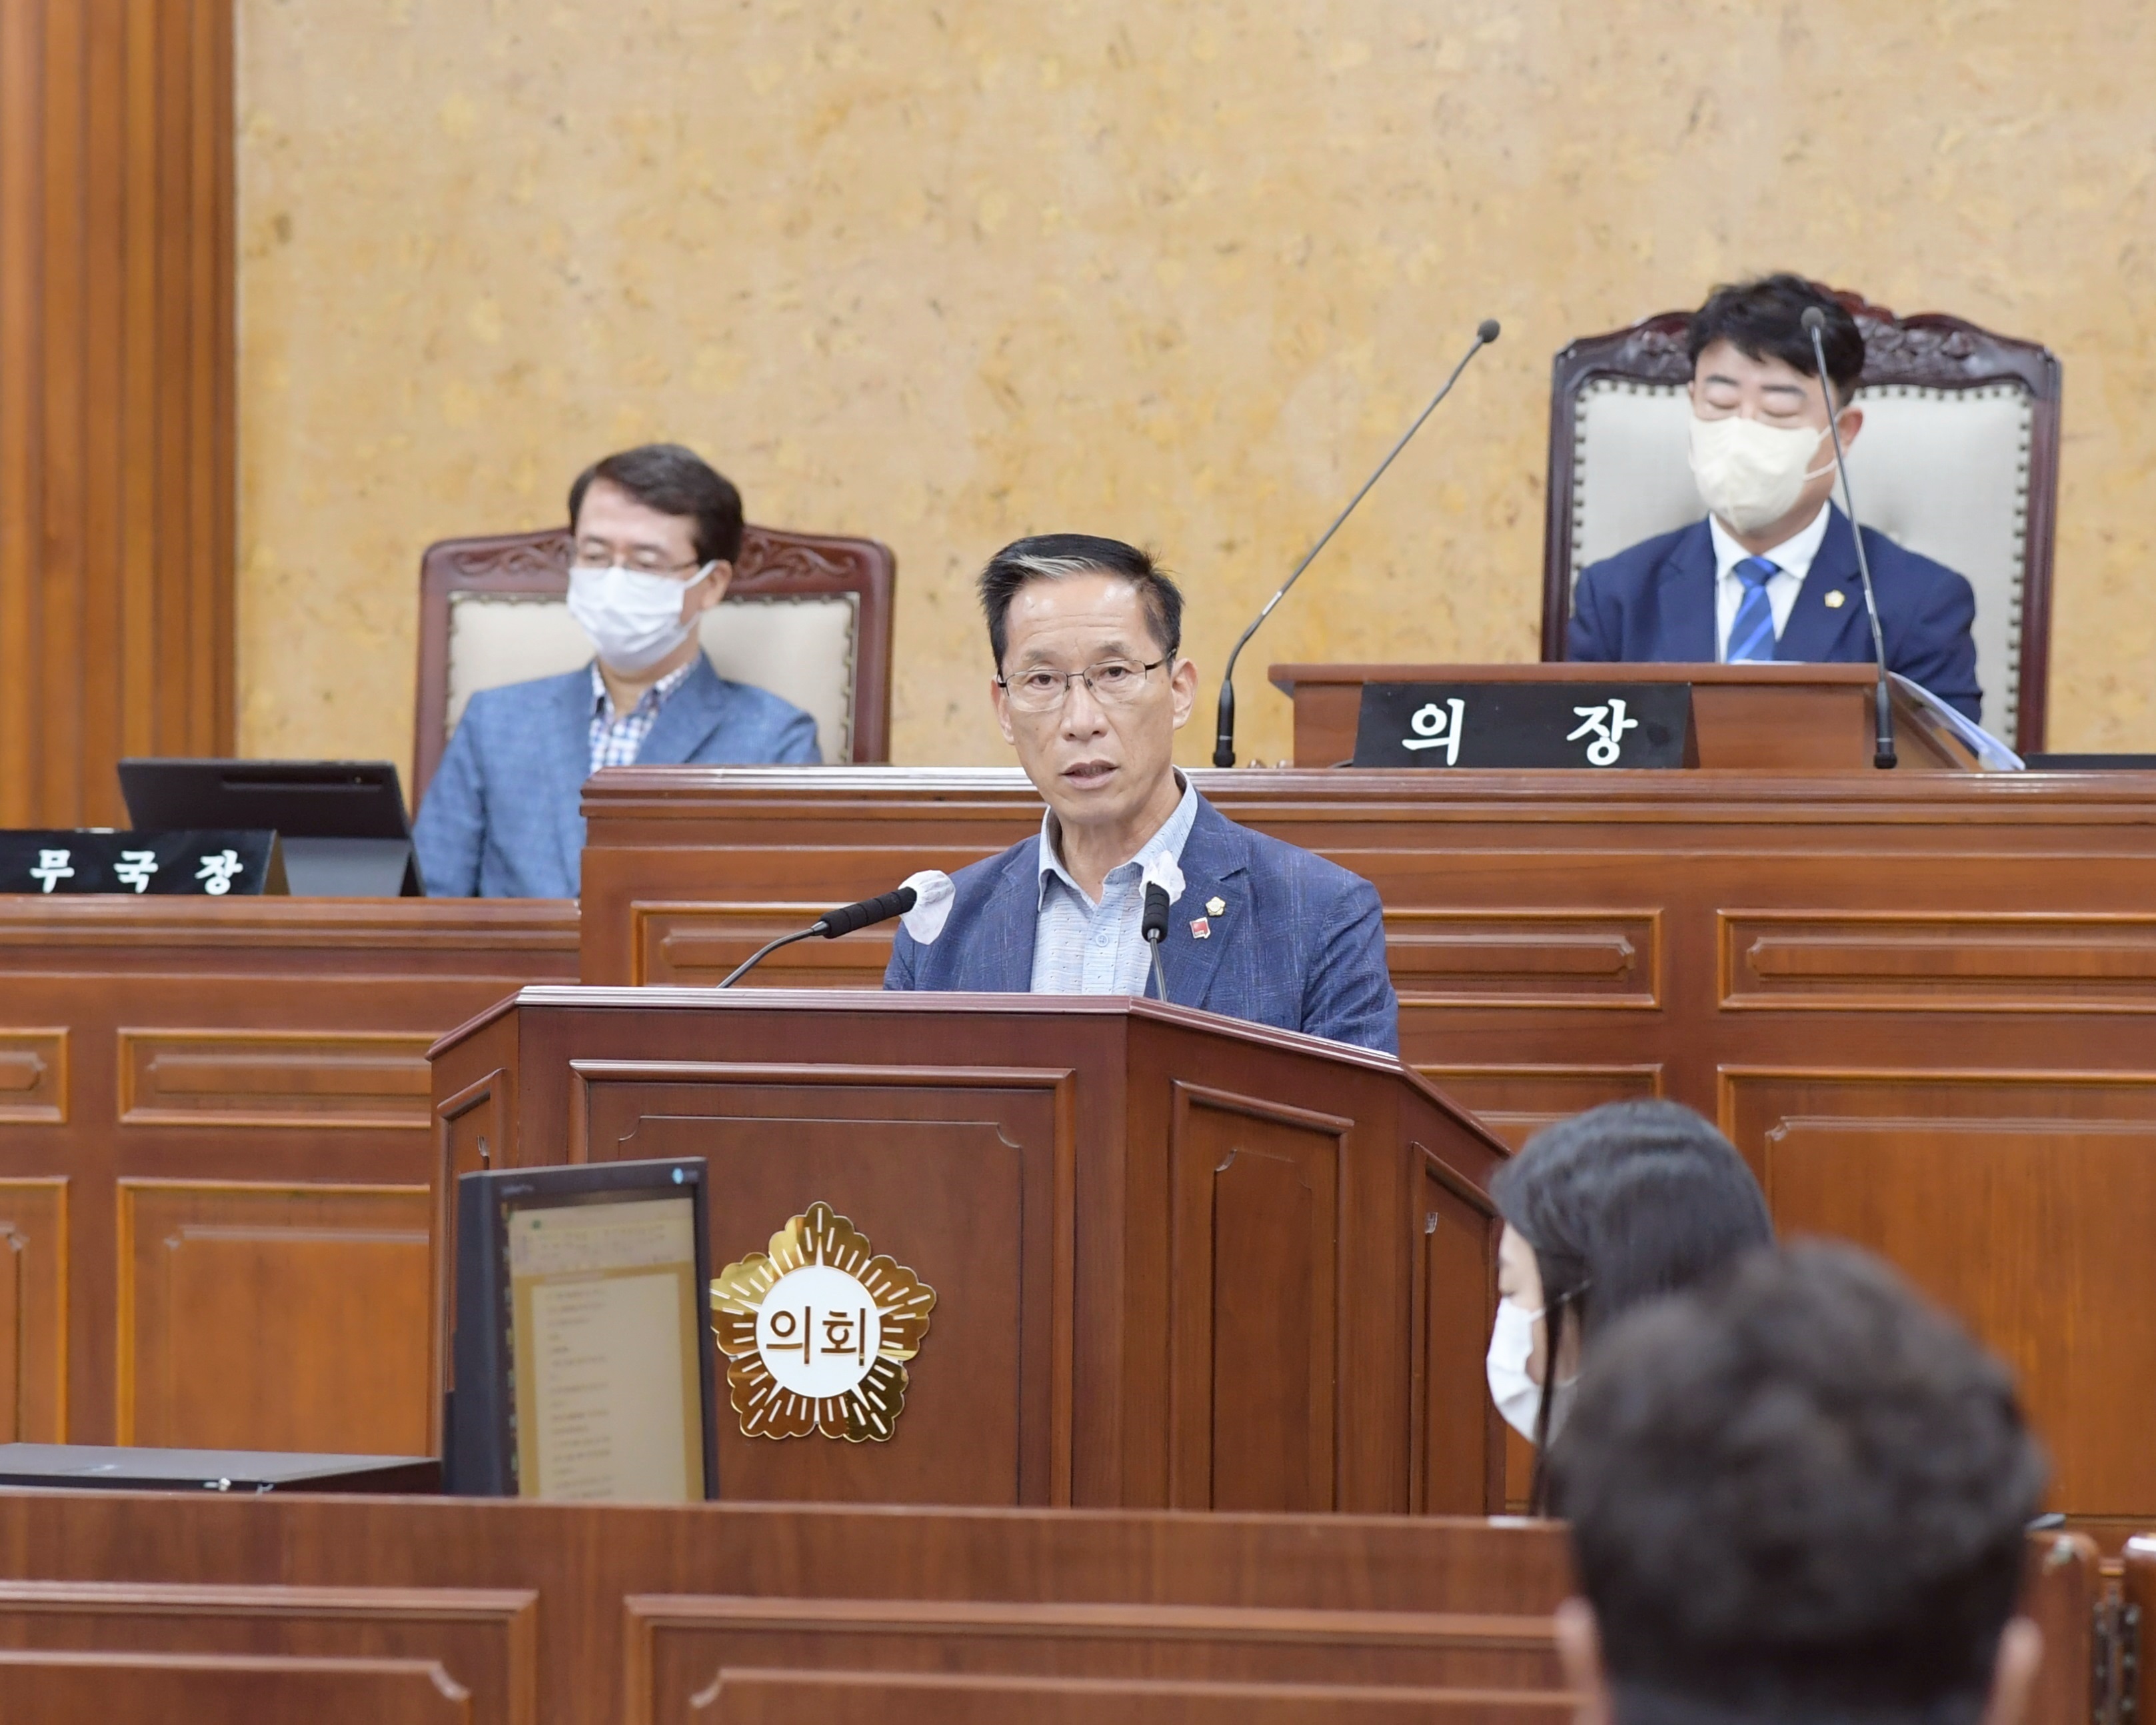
[1566,275,1983,722]
[884,535,1400,1054]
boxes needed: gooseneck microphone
[1142,881,1172,1003]
[1212,317,1502,767]
[717,884,920,988]
[1801,307,1895,770]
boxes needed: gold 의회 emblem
[710,1202,935,1442]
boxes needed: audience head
[1685,274,1865,544]
[565,443,740,678]
[977,535,1197,854]
[1487,1099,1772,1508]
[1550,1243,2047,1725]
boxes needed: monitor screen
[507,1192,704,1499]
[447,1158,718,1502]
[117,759,411,839]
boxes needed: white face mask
[567,561,716,675]
[1687,411,1834,536]
[1486,1297,1546,1441]
[1486,1296,1577,1444]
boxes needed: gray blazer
[413,653,820,898]
[884,794,1400,1054]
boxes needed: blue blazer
[884,794,1400,1055]
[1566,507,1983,723]
[413,654,820,898]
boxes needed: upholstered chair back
[1544,293,2060,750]
[413,525,895,799]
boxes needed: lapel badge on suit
[1205,896,1226,916]
[1189,916,1212,939]
[1825,590,1846,609]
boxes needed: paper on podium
[1890,674,2024,771]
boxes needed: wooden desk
[431,988,1511,1514]
[1266,662,1977,771]
[0,898,576,1451]
[0,1489,2104,1725]
[579,765,2156,1537]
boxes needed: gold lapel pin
[1825,590,1846,609]
[1205,896,1226,916]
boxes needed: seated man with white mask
[413,443,819,898]
[1566,275,1982,721]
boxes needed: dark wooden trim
[1541,287,2063,753]
[411,522,896,801]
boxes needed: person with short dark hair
[414,443,820,897]
[1550,1243,2047,1725]
[1568,274,1982,721]
[883,533,1399,1052]
[1487,1099,1773,1513]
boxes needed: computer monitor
[445,1158,718,1502]
[116,759,420,895]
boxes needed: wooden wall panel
[1384,911,1659,1008]
[0,1491,1580,1725]
[0,1178,66,1442]
[624,1594,1563,1724]
[0,1580,537,1725]
[570,1064,1069,1507]
[0,897,576,1446]
[1412,1066,1660,1151]
[0,1650,471,1724]
[0,0,233,827]
[117,1179,433,1452]
[1724,1069,2156,1532]
[1722,912,2156,1010]
[634,906,894,989]
[119,1030,435,1128]
[575,765,2156,1532]
[1168,1084,1345,1513]
[689,1670,1573,1725]
[0,1030,66,1123]
[1413,1157,1502,1516]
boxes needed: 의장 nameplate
[1352,683,1697,770]
[0,830,286,895]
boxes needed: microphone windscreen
[1478,318,1502,344]
[816,884,918,938]
[1801,307,1825,333]
[1141,881,1171,944]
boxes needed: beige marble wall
[237,0,2156,773]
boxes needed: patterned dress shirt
[587,658,697,775]
[1030,773,1200,996]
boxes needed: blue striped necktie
[1727,556,1779,663]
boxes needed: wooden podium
[1267,663,1984,771]
[429,986,1511,1516]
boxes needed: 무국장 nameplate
[0,831,287,895]
[1351,682,1697,770]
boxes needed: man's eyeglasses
[573,545,705,576]
[997,658,1166,713]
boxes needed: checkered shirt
[588,659,696,775]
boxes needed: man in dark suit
[884,534,1399,1054]
[1567,275,1982,722]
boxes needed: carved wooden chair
[1542,290,2062,751]
[412,524,895,801]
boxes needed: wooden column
[0,0,233,828]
